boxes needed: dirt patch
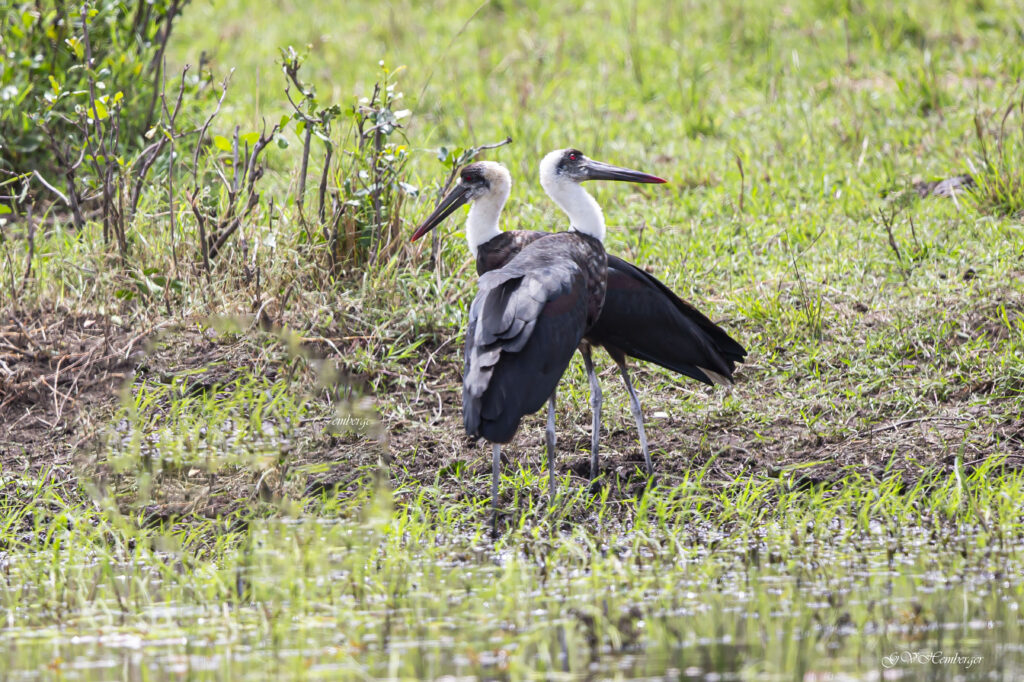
[0,307,139,471]
[380,364,1024,529]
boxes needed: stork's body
[463,230,607,443]
[476,232,744,473]
[475,231,743,386]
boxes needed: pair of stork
[411,148,746,535]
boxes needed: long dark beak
[583,158,667,184]
[411,183,471,242]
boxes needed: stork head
[539,149,666,241]
[539,148,666,195]
[411,161,512,242]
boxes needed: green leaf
[213,135,232,152]
[91,98,108,120]
[65,36,84,60]
[0,205,12,215]
[240,132,260,146]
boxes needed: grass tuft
[970,93,1024,220]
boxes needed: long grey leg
[580,345,602,479]
[546,392,557,499]
[492,443,501,538]
[616,359,653,476]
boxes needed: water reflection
[1,519,1020,680]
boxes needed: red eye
[569,153,577,161]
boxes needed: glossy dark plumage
[475,230,746,385]
[590,256,746,384]
[464,232,607,442]
[475,231,540,275]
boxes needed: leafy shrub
[278,53,417,271]
[0,0,189,179]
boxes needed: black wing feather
[464,256,589,443]
[585,255,747,385]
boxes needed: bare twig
[280,52,329,232]
[130,65,190,219]
[369,105,385,264]
[78,3,120,252]
[206,121,281,261]
[875,203,904,266]
[860,416,969,436]
[19,204,36,294]
[31,171,69,206]
[298,126,312,221]
[191,71,233,182]
[188,189,211,276]
[318,144,333,225]
[143,0,182,134]
[415,0,490,105]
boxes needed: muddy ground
[2,304,1023,527]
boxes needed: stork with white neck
[413,152,745,498]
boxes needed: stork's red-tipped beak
[411,183,472,242]
[582,158,667,184]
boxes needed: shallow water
[2,517,1020,680]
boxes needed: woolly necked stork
[412,151,746,485]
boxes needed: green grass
[3,0,1024,678]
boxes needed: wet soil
[3,304,1022,529]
